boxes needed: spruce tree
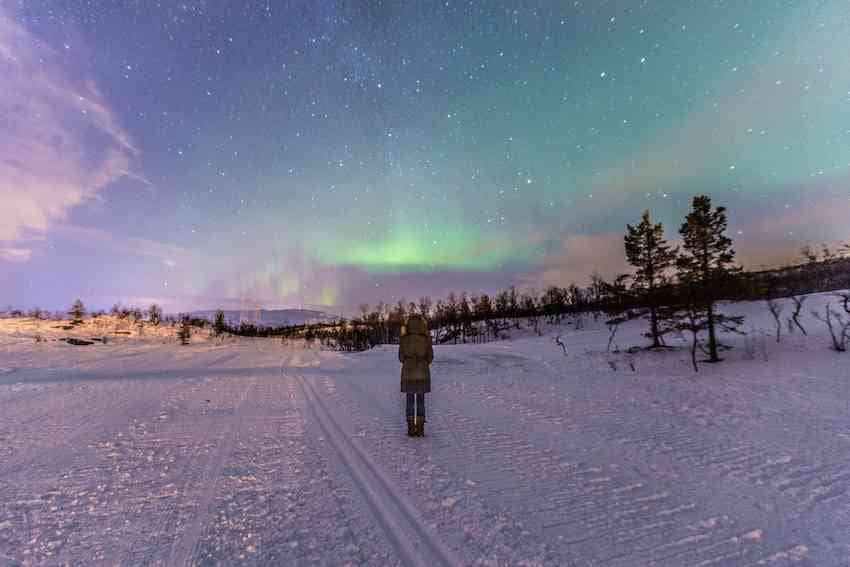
[177,315,192,345]
[213,309,227,336]
[624,210,678,348]
[676,195,744,362]
[68,299,86,325]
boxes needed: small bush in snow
[68,299,86,325]
[213,309,228,336]
[177,316,192,345]
[148,304,163,326]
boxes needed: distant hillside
[191,309,339,328]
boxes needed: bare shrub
[765,299,783,342]
[812,304,849,352]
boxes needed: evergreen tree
[213,309,227,336]
[624,210,678,348]
[676,195,744,362]
[68,299,86,325]
[507,286,520,327]
[476,293,493,321]
[177,315,192,345]
[542,286,567,323]
[148,304,163,326]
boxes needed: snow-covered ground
[0,293,848,565]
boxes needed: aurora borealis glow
[2,1,849,313]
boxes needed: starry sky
[2,1,849,314]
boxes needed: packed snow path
[1,308,848,565]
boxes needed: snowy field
[0,294,848,566]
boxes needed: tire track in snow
[106,377,251,565]
[329,367,744,566]
[187,377,396,565]
[319,372,564,566]
[165,377,256,566]
[292,372,463,567]
[304,356,819,566]
[455,348,850,523]
[0,378,195,478]
[419,358,813,566]
[1,374,222,564]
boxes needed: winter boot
[407,417,416,437]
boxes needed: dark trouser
[405,393,426,421]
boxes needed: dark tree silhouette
[800,245,818,264]
[213,309,227,336]
[522,292,541,335]
[624,210,678,348]
[177,315,192,345]
[417,296,432,319]
[601,274,633,353]
[148,304,163,326]
[676,195,744,363]
[68,299,86,325]
[765,299,784,342]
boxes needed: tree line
[4,195,848,358]
[281,195,848,369]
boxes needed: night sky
[2,1,849,314]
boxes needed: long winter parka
[399,315,433,393]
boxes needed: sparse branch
[789,295,808,335]
[554,334,567,356]
[765,299,783,343]
[812,304,849,352]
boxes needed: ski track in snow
[1,298,848,565]
[293,370,463,567]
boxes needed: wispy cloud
[55,225,191,268]
[0,9,140,261]
[521,232,628,289]
[0,248,32,263]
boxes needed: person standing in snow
[399,314,433,437]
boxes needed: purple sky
[2,2,849,315]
